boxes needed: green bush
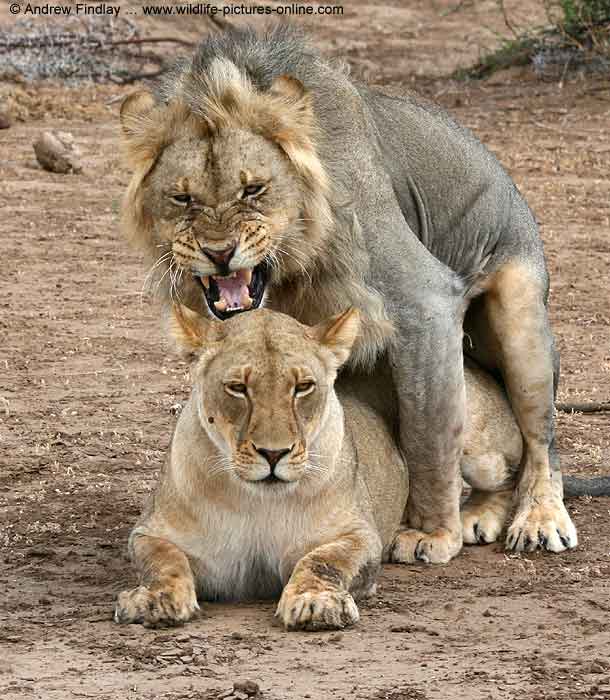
[455,0,610,80]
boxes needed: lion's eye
[170,194,192,206]
[225,382,248,397]
[241,184,265,198]
[295,381,316,397]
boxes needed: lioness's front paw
[390,527,462,564]
[506,497,577,553]
[276,588,359,631]
[114,583,199,627]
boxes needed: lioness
[115,306,530,630]
[119,26,575,562]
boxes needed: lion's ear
[170,305,225,361]
[120,90,156,139]
[308,308,361,367]
[269,75,307,102]
[264,75,317,159]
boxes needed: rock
[233,693,248,700]
[233,680,260,696]
[0,113,11,129]
[33,131,82,174]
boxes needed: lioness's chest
[180,505,308,602]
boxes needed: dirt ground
[1,2,610,699]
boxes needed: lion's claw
[390,528,462,565]
[114,584,199,628]
[506,498,577,553]
[276,588,359,631]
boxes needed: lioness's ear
[120,90,156,139]
[308,308,361,367]
[170,305,224,361]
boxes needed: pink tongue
[216,270,250,309]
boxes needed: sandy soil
[1,2,609,699]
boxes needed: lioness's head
[172,305,359,491]
[120,58,331,321]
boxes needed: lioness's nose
[201,242,236,266]
[255,446,292,469]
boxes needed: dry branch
[556,402,610,414]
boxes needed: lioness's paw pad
[506,498,578,553]
[390,528,462,565]
[276,589,359,631]
[114,584,199,628]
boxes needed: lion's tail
[563,475,610,498]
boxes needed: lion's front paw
[506,497,577,553]
[276,588,359,631]
[390,527,462,564]
[114,582,199,628]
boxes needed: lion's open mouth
[197,262,268,321]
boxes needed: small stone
[33,131,82,174]
[482,609,493,617]
[233,693,248,700]
[233,680,260,696]
[169,403,183,415]
[329,633,343,643]
[180,655,193,664]
[0,113,11,129]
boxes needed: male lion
[119,26,575,562]
[115,306,532,630]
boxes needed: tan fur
[115,307,527,629]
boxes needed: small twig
[497,0,519,39]
[109,36,195,49]
[556,402,610,414]
[441,0,473,18]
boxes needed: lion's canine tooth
[244,269,253,285]
[201,276,210,289]
[240,288,254,310]
[214,299,228,312]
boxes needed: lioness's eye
[295,381,315,396]
[225,382,248,397]
[170,194,192,206]
[241,184,265,198]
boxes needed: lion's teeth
[244,269,253,285]
[214,299,228,312]
[201,276,210,289]
[240,288,254,310]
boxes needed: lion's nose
[201,242,237,266]
[255,446,292,470]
